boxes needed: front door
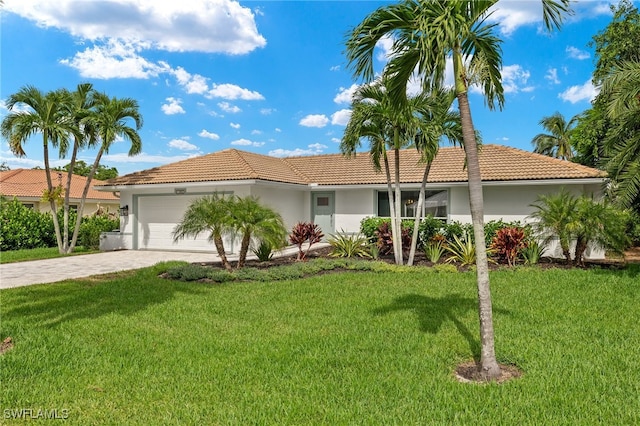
[312,192,334,237]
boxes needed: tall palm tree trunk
[43,136,64,253]
[69,148,105,252]
[62,142,80,253]
[213,234,233,272]
[393,129,404,265]
[408,162,432,266]
[383,151,401,264]
[457,91,501,380]
[237,232,252,269]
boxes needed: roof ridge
[231,149,261,178]
[0,169,23,182]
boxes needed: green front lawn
[1,263,639,424]
[0,247,97,264]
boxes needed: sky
[1,0,636,176]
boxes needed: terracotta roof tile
[1,169,118,201]
[99,145,605,188]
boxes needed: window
[22,203,35,210]
[316,196,329,207]
[377,189,448,219]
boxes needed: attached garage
[135,193,233,252]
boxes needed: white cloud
[219,102,241,113]
[545,68,560,85]
[334,84,359,104]
[331,109,352,126]
[60,39,168,79]
[330,65,340,71]
[208,83,264,100]
[198,130,220,140]
[275,128,282,132]
[251,130,262,135]
[161,97,185,115]
[299,114,329,128]
[102,152,197,165]
[168,138,198,151]
[376,34,394,62]
[331,138,341,143]
[230,122,241,129]
[4,0,266,54]
[260,108,275,115]
[269,144,327,158]
[559,80,599,104]
[501,64,534,94]
[566,46,590,60]
[172,67,209,94]
[231,138,264,147]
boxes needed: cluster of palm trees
[1,84,143,254]
[172,194,287,272]
[343,0,572,380]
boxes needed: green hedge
[0,197,56,250]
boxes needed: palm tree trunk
[393,130,404,265]
[457,82,501,379]
[62,141,80,253]
[408,162,432,266]
[574,236,587,266]
[43,136,64,253]
[213,233,233,272]
[237,232,251,269]
[69,147,104,252]
[383,151,401,264]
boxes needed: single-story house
[0,168,119,215]
[95,144,607,258]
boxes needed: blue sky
[0,1,634,175]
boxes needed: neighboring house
[0,168,120,216]
[95,145,607,258]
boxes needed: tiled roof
[0,169,119,200]
[99,145,606,188]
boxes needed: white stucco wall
[332,188,376,234]
[250,184,308,231]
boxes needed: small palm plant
[521,238,544,266]
[445,232,477,266]
[328,231,372,259]
[424,239,446,264]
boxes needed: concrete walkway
[1,245,328,290]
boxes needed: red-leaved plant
[289,222,324,261]
[374,221,412,256]
[490,226,527,266]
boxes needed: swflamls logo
[3,408,70,420]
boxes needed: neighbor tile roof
[99,145,606,188]
[0,169,119,200]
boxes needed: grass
[1,263,639,425]
[0,246,97,264]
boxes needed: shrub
[433,263,459,273]
[0,197,56,250]
[360,217,389,243]
[490,226,527,266]
[443,221,473,243]
[374,221,411,256]
[424,240,446,263]
[289,222,324,261]
[445,232,477,266]
[522,239,544,265]
[78,214,119,249]
[252,241,274,262]
[328,231,372,258]
[418,215,445,248]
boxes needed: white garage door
[137,195,233,252]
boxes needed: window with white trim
[377,189,448,219]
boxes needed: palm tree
[172,194,234,272]
[341,76,443,265]
[569,196,629,266]
[1,85,77,253]
[345,0,571,380]
[228,196,287,268]
[531,112,577,160]
[407,88,463,265]
[528,189,578,265]
[601,60,640,208]
[68,92,143,252]
[61,83,97,253]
